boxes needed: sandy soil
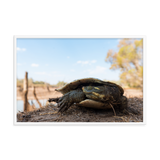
[17,87,143,123]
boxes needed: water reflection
[17,99,47,112]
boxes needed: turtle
[48,78,128,115]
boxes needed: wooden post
[33,86,43,108]
[23,72,28,111]
[46,85,50,92]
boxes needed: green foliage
[105,38,143,88]
[33,81,45,84]
[56,81,67,87]
[17,78,23,88]
[17,78,51,88]
[28,78,34,86]
[17,79,23,84]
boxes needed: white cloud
[46,64,49,66]
[31,63,39,67]
[53,74,65,77]
[17,63,22,66]
[17,47,26,51]
[52,71,58,74]
[35,72,51,76]
[77,60,97,66]
[70,69,75,72]
[50,71,65,77]
[35,71,65,77]
[35,72,46,75]
[91,60,96,63]
[77,60,89,65]
[84,66,107,75]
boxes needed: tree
[105,38,143,89]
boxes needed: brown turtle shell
[55,78,124,95]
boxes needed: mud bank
[17,89,143,123]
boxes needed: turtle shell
[55,78,124,95]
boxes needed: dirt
[17,88,143,123]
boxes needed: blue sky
[16,38,121,84]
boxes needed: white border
[14,35,146,126]
[13,32,146,35]
[143,36,146,125]
[11,34,12,124]
[13,32,146,38]
[147,34,149,126]
[14,36,17,126]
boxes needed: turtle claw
[58,102,72,113]
[58,102,67,112]
[48,95,72,113]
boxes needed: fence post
[23,72,28,111]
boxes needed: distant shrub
[33,81,45,84]
[56,81,67,87]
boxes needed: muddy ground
[17,88,143,123]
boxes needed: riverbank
[17,88,143,123]
[17,87,62,100]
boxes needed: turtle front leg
[48,89,86,113]
[58,90,86,112]
[57,92,74,112]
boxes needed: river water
[17,99,47,112]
